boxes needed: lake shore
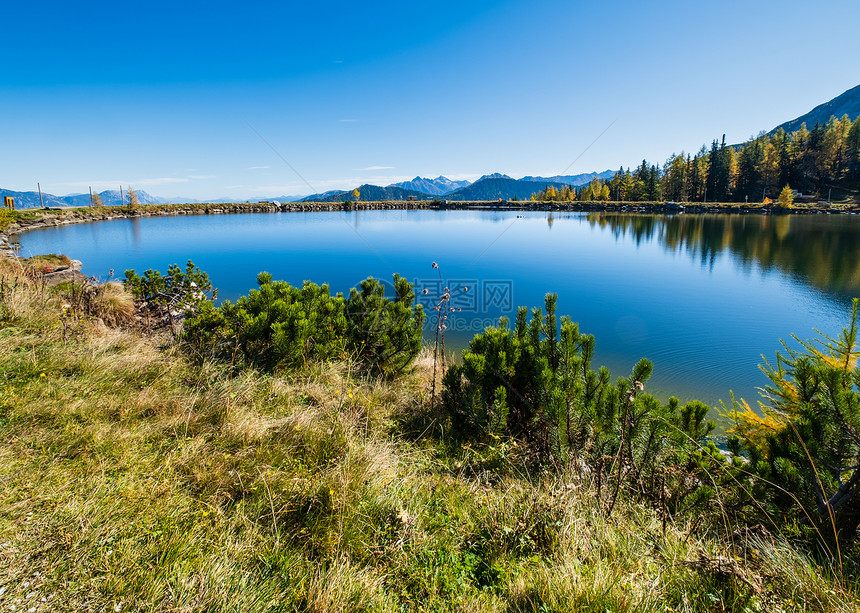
[3,197,858,250]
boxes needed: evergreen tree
[690,146,709,201]
[728,300,860,543]
[789,124,810,190]
[647,164,661,201]
[847,117,860,179]
[706,135,731,202]
[630,160,649,201]
[737,137,766,202]
[704,140,719,202]
[772,128,793,189]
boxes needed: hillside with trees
[529,114,860,205]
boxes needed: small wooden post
[89,186,93,207]
[120,185,124,206]
[38,182,44,208]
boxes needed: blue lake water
[16,209,860,408]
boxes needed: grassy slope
[0,259,858,612]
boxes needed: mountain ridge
[520,170,615,185]
[444,177,571,201]
[299,184,435,203]
[770,83,860,134]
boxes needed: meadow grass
[0,260,858,612]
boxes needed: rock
[41,269,89,286]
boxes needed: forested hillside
[533,115,860,204]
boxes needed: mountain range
[301,184,435,203]
[443,176,571,202]
[0,188,163,209]
[298,170,615,202]
[0,188,306,209]
[389,176,471,196]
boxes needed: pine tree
[647,164,661,201]
[728,300,860,543]
[737,137,766,202]
[847,117,860,179]
[690,147,709,201]
[705,135,732,202]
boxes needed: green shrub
[347,274,425,377]
[124,260,215,312]
[183,273,424,377]
[441,293,729,515]
[727,298,860,545]
[0,208,17,231]
[123,260,215,334]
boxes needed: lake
[16,209,860,409]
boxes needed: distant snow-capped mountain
[387,176,472,196]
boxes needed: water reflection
[588,213,860,300]
[130,217,141,249]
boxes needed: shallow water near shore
[16,209,860,408]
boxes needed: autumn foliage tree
[778,185,794,209]
[126,187,140,211]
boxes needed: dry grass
[0,262,858,612]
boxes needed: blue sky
[3,0,859,200]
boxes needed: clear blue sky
[3,0,858,200]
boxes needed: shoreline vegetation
[1,245,860,610]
